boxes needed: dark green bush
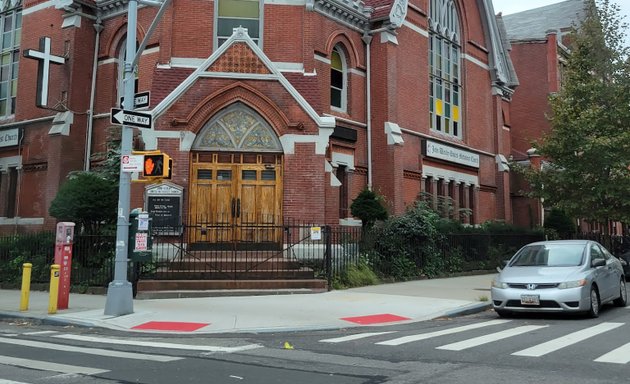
[544,208,577,239]
[0,232,54,285]
[368,201,441,279]
[350,188,388,229]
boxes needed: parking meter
[54,222,75,310]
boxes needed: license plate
[520,294,540,305]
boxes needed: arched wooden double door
[189,152,283,247]
[188,103,284,249]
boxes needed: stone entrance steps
[136,249,327,297]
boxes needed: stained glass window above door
[193,102,283,152]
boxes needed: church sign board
[422,139,480,168]
[0,128,22,148]
[145,182,183,235]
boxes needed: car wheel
[495,309,512,318]
[613,279,627,307]
[587,286,600,318]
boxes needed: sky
[492,0,630,47]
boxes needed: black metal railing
[0,232,116,288]
[10,224,629,290]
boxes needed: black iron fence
[143,222,364,285]
[3,226,627,290]
[0,232,116,289]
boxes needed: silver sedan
[491,240,627,317]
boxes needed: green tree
[522,0,630,230]
[350,188,388,229]
[49,172,118,234]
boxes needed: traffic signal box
[143,153,170,178]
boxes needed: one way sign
[110,108,153,129]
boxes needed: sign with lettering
[423,140,480,168]
[145,182,183,234]
[134,232,148,251]
[0,128,22,148]
[310,226,322,241]
[121,154,144,172]
[110,108,153,129]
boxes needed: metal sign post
[104,0,171,316]
[104,0,139,316]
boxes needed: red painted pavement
[340,314,411,325]
[131,321,210,332]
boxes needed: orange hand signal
[144,158,155,175]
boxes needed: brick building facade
[0,0,518,238]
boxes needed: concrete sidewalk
[0,274,496,334]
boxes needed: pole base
[104,280,134,316]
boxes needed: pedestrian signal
[143,153,170,178]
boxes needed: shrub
[350,188,388,229]
[333,257,379,289]
[544,208,577,239]
[370,201,441,280]
[423,244,464,277]
[0,232,54,285]
[49,172,118,234]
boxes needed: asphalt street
[2,303,629,384]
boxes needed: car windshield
[509,244,585,267]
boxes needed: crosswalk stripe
[320,331,397,343]
[53,334,262,353]
[512,322,624,357]
[436,325,548,351]
[0,336,181,362]
[0,379,34,384]
[594,342,630,364]
[0,355,108,375]
[376,320,511,346]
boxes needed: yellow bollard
[19,263,32,311]
[48,264,60,314]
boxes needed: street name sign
[110,108,153,129]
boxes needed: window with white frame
[330,46,347,111]
[429,0,461,137]
[216,0,261,47]
[0,6,20,117]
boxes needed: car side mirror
[619,258,628,267]
[496,260,509,272]
[592,259,606,268]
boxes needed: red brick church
[0,0,520,238]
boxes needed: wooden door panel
[239,184,258,224]
[213,182,234,242]
[258,185,277,223]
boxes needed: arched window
[429,0,461,138]
[330,46,347,111]
[193,102,282,152]
[215,0,262,48]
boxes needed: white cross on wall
[23,36,65,108]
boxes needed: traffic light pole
[104,0,138,316]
